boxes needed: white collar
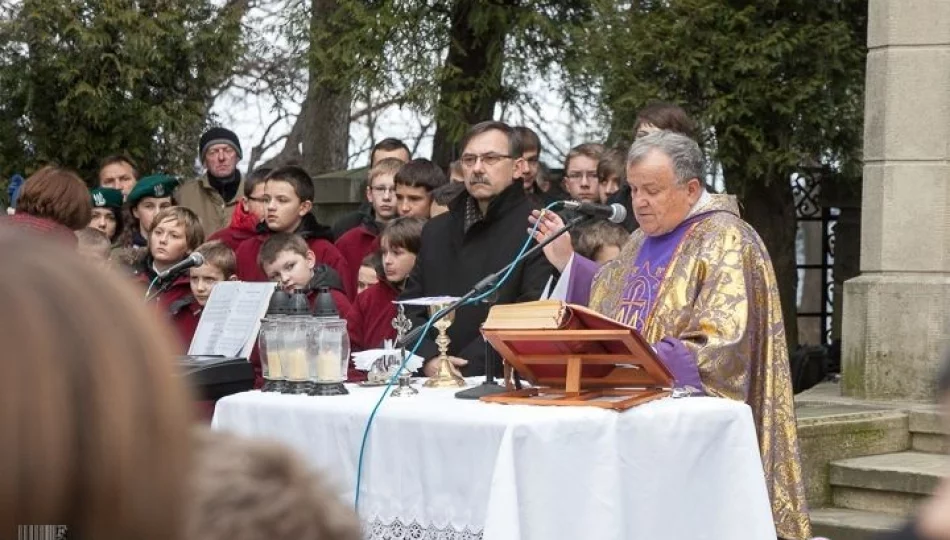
[686,190,711,218]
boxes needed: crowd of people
[6,99,950,540]
[2,103,689,383]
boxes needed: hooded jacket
[235,213,354,298]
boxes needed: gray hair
[626,130,704,186]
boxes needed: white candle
[284,348,308,381]
[316,350,340,382]
[266,352,282,378]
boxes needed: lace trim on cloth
[366,518,483,540]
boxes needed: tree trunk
[262,0,351,175]
[430,0,513,168]
[723,163,800,353]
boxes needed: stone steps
[829,451,948,515]
[910,408,949,453]
[795,383,948,539]
[810,508,907,540]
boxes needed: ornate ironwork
[793,170,838,346]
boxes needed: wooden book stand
[480,304,674,411]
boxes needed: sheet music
[188,281,276,358]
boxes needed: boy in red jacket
[169,240,238,422]
[394,158,448,219]
[334,158,403,288]
[207,167,270,252]
[235,166,353,297]
[141,206,205,312]
[346,217,425,359]
[168,240,238,349]
[255,233,355,384]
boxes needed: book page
[188,282,276,358]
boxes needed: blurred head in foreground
[0,232,193,539]
[186,430,362,540]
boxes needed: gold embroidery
[589,195,811,540]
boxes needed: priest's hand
[528,209,574,273]
[423,356,468,377]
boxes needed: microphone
[560,201,627,224]
[157,252,205,280]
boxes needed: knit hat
[127,174,179,207]
[199,127,243,160]
[90,187,123,210]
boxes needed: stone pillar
[842,0,950,400]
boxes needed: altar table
[212,382,777,540]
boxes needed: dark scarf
[207,170,242,204]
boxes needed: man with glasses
[401,121,555,378]
[335,158,403,287]
[176,127,245,235]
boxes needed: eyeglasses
[565,171,598,181]
[371,186,396,195]
[460,153,511,168]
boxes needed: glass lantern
[308,317,350,396]
[258,316,287,393]
[280,316,313,394]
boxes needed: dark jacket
[605,183,637,232]
[399,182,555,375]
[331,202,373,240]
[235,213,354,298]
[334,216,381,288]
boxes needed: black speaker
[179,356,254,401]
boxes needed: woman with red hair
[1,165,91,246]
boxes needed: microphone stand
[394,213,592,399]
[146,269,186,302]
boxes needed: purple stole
[615,213,709,331]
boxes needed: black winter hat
[199,127,242,160]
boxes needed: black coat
[400,182,556,375]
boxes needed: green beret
[127,174,179,207]
[90,187,123,209]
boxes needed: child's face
[396,185,432,219]
[381,238,417,283]
[189,264,228,306]
[262,249,316,292]
[367,173,397,222]
[149,218,190,265]
[89,208,117,240]
[594,244,621,264]
[243,182,268,220]
[598,174,621,204]
[357,265,378,294]
[133,197,173,234]
[264,180,311,233]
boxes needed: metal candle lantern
[308,287,350,396]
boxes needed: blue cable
[353,202,560,510]
[144,275,160,300]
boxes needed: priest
[532,130,810,540]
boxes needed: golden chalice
[423,302,466,388]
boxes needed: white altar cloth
[212,384,777,540]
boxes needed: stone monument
[842,0,950,401]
